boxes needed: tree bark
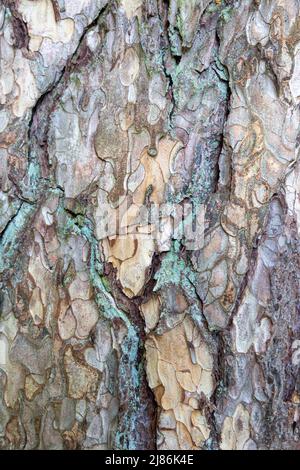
[0,0,300,450]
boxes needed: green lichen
[214,56,229,82]
[205,1,235,23]
[61,208,144,450]
[220,6,234,23]
[207,3,219,14]
[154,240,204,329]
[154,240,197,298]
[0,202,35,274]
[70,74,81,88]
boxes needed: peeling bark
[0,0,300,450]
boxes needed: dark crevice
[0,201,23,245]
[208,330,230,449]
[157,0,177,130]
[163,60,177,130]
[215,27,232,193]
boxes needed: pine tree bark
[0,0,300,450]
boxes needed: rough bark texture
[0,0,300,450]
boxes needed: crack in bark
[3,0,29,50]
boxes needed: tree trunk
[0,0,300,450]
